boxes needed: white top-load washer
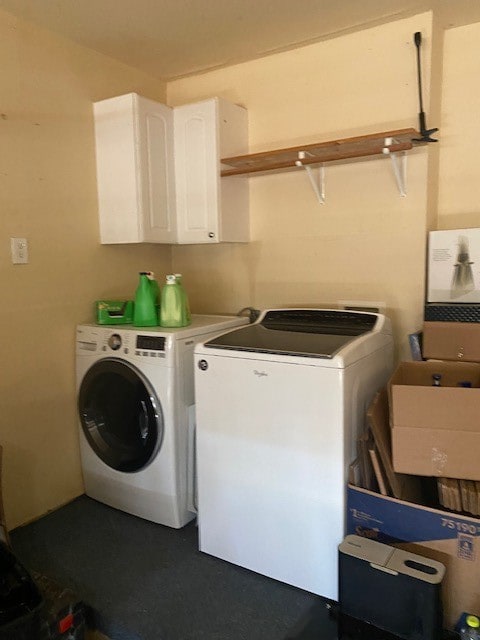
[76,314,248,529]
[194,308,393,598]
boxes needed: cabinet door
[174,99,220,244]
[93,93,175,244]
[136,96,176,243]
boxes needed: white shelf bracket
[382,137,407,197]
[295,152,325,204]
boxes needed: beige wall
[0,9,170,528]
[168,13,433,359]
[438,21,480,230]
[2,6,478,529]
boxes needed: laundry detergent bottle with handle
[133,272,158,327]
[174,274,191,326]
[146,271,161,319]
[146,271,160,306]
[160,274,186,327]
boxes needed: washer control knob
[108,334,122,351]
[198,359,208,371]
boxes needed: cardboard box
[423,321,480,362]
[389,361,480,480]
[427,228,480,303]
[347,484,480,630]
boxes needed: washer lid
[204,309,378,358]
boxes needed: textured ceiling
[0,0,479,80]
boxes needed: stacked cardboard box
[348,229,478,627]
[347,484,480,630]
[388,360,480,481]
[348,358,480,630]
[421,234,480,510]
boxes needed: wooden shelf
[220,128,427,177]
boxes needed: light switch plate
[11,237,29,264]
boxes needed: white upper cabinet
[93,93,176,244]
[174,97,249,244]
[93,94,249,244]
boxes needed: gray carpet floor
[10,496,334,640]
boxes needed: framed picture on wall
[427,228,480,303]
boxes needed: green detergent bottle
[146,272,160,305]
[160,275,186,327]
[174,274,191,326]
[133,272,158,327]
[146,271,161,320]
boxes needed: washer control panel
[136,335,166,352]
[76,325,169,361]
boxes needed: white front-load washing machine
[76,314,248,528]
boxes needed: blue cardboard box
[347,484,480,629]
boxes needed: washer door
[78,358,164,472]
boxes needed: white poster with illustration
[427,228,480,303]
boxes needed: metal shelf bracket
[295,152,325,204]
[382,137,407,197]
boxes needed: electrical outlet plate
[10,237,29,264]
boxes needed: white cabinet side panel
[218,99,250,242]
[94,95,141,244]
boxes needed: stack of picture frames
[350,389,480,515]
[350,388,423,503]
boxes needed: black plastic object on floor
[34,572,86,640]
[286,600,461,640]
[337,613,459,640]
[0,540,43,640]
[338,614,416,640]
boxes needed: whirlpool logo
[253,369,268,378]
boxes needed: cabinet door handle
[208,232,215,239]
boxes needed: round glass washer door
[78,358,164,472]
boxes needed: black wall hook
[413,31,438,143]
